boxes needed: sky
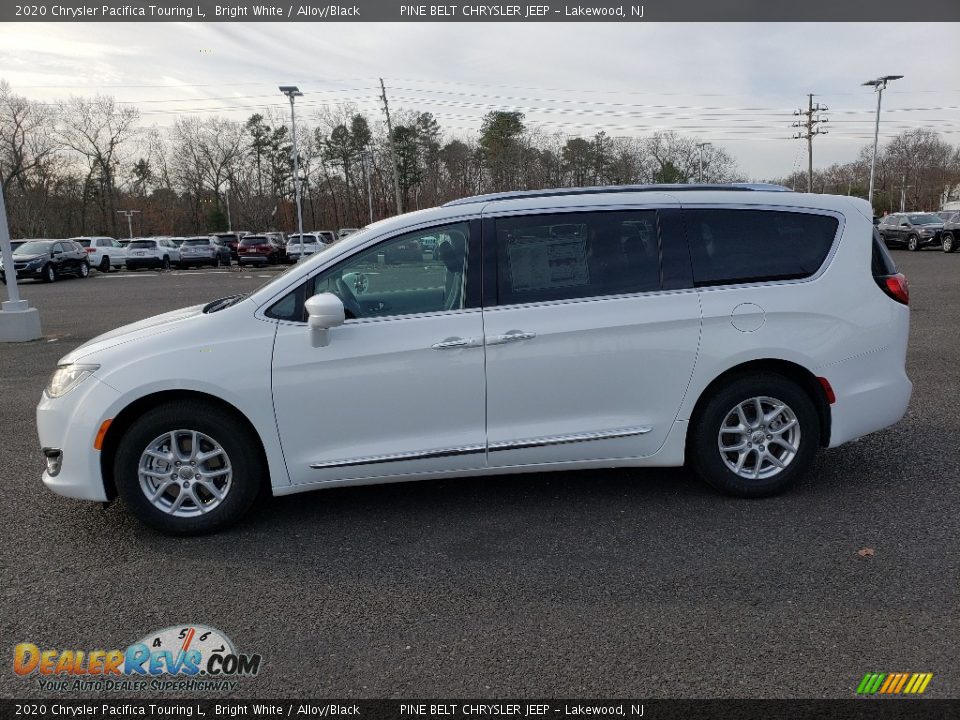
[1,21,959,180]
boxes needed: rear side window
[872,229,898,277]
[685,209,838,287]
[494,210,661,305]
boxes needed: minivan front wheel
[114,402,263,534]
[689,374,819,498]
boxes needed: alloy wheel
[718,396,801,480]
[138,429,233,517]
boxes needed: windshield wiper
[203,294,246,313]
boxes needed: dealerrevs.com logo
[13,624,262,693]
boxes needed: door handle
[431,337,482,350]
[487,330,537,345]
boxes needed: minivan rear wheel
[114,401,263,535]
[689,373,819,498]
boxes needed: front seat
[436,232,467,311]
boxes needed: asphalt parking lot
[1,253,958,700]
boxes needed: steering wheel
[335,276,363,319]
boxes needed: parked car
[209,232,245,261]
[337,228,360,240]
[263,231,286,248]
[178,237,232,268]
[286,233,326,262]
[940,212,959,253]
[1,239,89,283]
[36,184,913,534]
[71,236,125,272]
[383,236,422,264]
[315,230,337,245]
[125,237,182,270]
[877,212,944,251]
[237,235,283,265]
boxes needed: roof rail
[443,183,792,207]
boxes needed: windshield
[129,241,157,249]
[13,241,54,255]
[908,214,941,225]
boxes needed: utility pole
[360,148,374,224]
[380,78,403,216]
[899,174,912,212]
[695,142,711,183]
[793,94,829,193]
[116,210,140,240]
[224,183,232,232]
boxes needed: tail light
[85,248,95,253]
[881,273,909,305]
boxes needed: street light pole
[863,75,903,208]
[280,85,305,261]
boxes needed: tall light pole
[863,75,903,208]
[695,142,711,183]
[280,85,305,261]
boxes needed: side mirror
[304,292,345,348]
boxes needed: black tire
[688,373,820,498]
[161,256,171,270]
[99,256,111,272]
[114,401,264,535]
[214,254,222,268]
[43,263,57,283]
[943,233,956,253]
[907,234,920,251]
[78,261,90,278]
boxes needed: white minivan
[37,185,912,534]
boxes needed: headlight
[45,364,99,398]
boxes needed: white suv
[71,236,125,272]
[36,185,912,534]
[125,237,182,270]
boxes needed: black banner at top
[3,0,960,23]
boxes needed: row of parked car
[876,211,960,253]
[0,228,362,283]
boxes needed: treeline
[775,129,960,213]
[1,79,958,239]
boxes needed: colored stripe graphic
[857,672,933,694]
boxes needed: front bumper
[37,376,122,502]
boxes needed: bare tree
[56,95,139,234]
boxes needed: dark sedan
[0,239,90,284]
[877,213,944,251]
